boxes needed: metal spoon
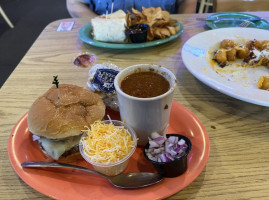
[21,161,162,189]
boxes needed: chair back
[214,0,269,12]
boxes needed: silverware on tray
[21,161,163,189]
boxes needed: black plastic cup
[126,24,149,43]
[144,134,192,178]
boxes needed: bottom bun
[57,152,83,163]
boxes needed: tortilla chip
[128,7,179,40]
[167,26,176,35]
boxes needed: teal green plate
[206,12,269,30]
[78,22,184,49]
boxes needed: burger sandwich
[28,84,106,163]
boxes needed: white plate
[182,27,269,107]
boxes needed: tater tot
[213,39,269,69]
[253,40,262,50]
[261,40,269,50]
[246,40,255,50]
[220,39,236,49]
[226,49,237,61]
[261,58,269,66]
[257,76,269,90]
[236,48,249,59]
[214,50,227,67]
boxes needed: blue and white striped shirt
[85,0,178,15]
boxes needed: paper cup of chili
[114,64,176,146]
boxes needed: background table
[1,12,269,199]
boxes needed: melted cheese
[38,135,81,160]
[249,48,269,66]
[81,121,135,164]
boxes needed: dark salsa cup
[125,24,150,43]
[144,134,192,178]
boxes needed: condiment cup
[79,120,137,176]
[126,24,149,43]
[144,134,192,178]
[114,64,176,146]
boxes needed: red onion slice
[151,132,162,139]
[178,139,186,145]
[32,135,40,141]
[165,152,174,161]
[146,133,188,163]
[149,140,160,148]
[154,136,165,145]
[168,136,178,144]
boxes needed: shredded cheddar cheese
[81,121,135,164]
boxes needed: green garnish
[52,75,60,101]
[52,75,59,88]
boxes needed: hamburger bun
[28,84,106,162]
[28,84,105,139]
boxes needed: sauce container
[144,134,192,178]
[79,120,137,176]
[126,24,149,43]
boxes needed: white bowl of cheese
[79,120,137,176]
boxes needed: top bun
[28,84,106,139]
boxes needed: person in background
[67,0,197,18]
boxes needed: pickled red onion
[145,132,188,162]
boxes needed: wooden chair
[0,6,14,28]
[214,0,269,12]
[198,0,214,13]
